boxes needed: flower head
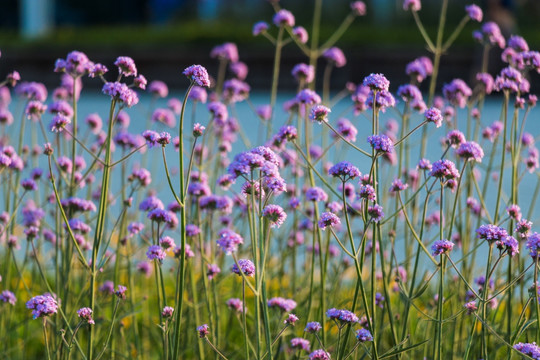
[309,105,331,123]
[183,65,211,87]
[197,324,210,338]
[465,4,483,22]
[356,328,373,342]
[263,204,287,228]
[273,9,295,27]
[367,134,394,153]
[431,239,454,256]
[77,307,95,324]
[26,294,58,319]
[232,259,255,277]
[424,107,443,127]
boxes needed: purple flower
[146,245,167,262]
[464,301,477,315]
[210,43,239,63]
[476,73,494,94]
[292,26,309,44]
[305,321,322,333]
[26,294,58,319]
[292,63,315,84]
[207,264,221,280]
[226,298,243,312]
[456,141,484,162]
[217,228,244,255]
[515,219,532,239]
[389,178,408,193]
[232,259,255,277]
[115,285,127,299]
[102,82,139,107]
[368,204,384,222]
[309,349,331,360]
[322,47,346,68]
[318,212,341,230]
[367,134,394,153]
[514,343,540,358]
[497,236,519,257]
[296,89,321,105]
[403,0,421,12]
[77,307,95,324]
[526,233,540,258]
[363,73,390,91]
[114,56,137,77]
[291,337,310,351]
[148,80,168,98]
[334,118,357,142]
[284,314,299,326]
[465,4,483,22]
[508,35,529,52]
[308,105,331,124]
[197,324,210,338]
[21,178,37,191]
[151,108,176,128]
[442,79,472,108]
[306,187,328,202]
[253,21,269,36]
[263,204,287,228]
[183,65,210,87]
[424,107,443,128]
[356,328,373,342]
[429,159,459,180]
[273,9,295,27]
[476,224,508,243]
[268,297,297,312]
[0,290,16,305]
[351,1,367,16]
[328,161,360,181]
[223,79,250,103]
[134,75,147,90]
[358,184,376,202]
[162,306,174,318]
[431,239,454,256]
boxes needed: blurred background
[1,0,540,91]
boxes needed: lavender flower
[318,212,341,230]
[309,105,331,123]
[291,337,310,351]
[403,0,421,12]
[389,178,408,192]
[356,328,373,342]
[146,245,167,262]
[431,239,454,256]
[322,47,346,68]
[363,73,390,91]
[77,307,95,324]
[284,314,299,325]
[162,306,174,318]
[197,324,210,338]
[309,349,331,360]
[183,65,210,87]
[0,290,16,305]
[217,228,244,254]
[292,64,315,84]
[429,159,460,180]
[268,297,297,312]
[306,187,328,202]
[464,301,477,315]
[351,1,367,16]
[368,204,384,222]
[514,343,540,358]
[476,224,508,243]
[358,184,376,202]
[273,9,295,27]
[253,21,269,36]
[292,26,309,44]
[26,294,58,319]
[232,259,255,277]
[207,264,221,280]
[263,204,287,228]
[328,161,360,181]
[226,298,243,312]
[424,107,443,127]
[115,285,127,299]
[465,4,483,22]
[114,56,137,77]
[367,134,394,153]
[305,322,322,333]
[526,233,540,258]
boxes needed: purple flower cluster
[356,328,373,342]
[429,159,460,180]
[442,79,472,108]
[367,134,394,154]
[232,259,255,277]
[456,141,484,162]
[26,294,58,319]
[326,308,359,323]
[306,187,328,202]
[476,224,508,243]
[363,73,390,92]
[309,349,331,360]
[102,82,139,107]
[183,65,211,87]
[431,239,454,256]
[309,105,331,123]
[268,297,297,312]
[291,337,310,351]
[322,47,346,68]
[77,307,95,324]
[526,233,540,258]
[318,212,341,230]
[146,245,167,262]
[513,343,540,359]
[424,107,443,127]
[262,204,287,228]
[328,161,360,182]
[217,228,244,254]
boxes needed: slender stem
[43,319,51,360]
